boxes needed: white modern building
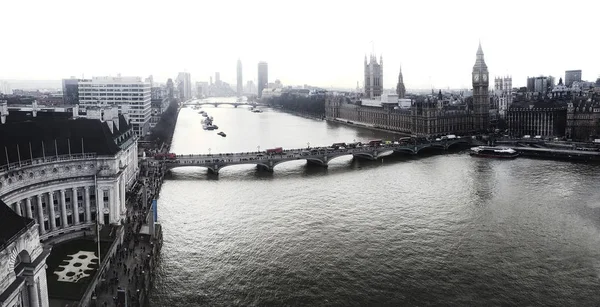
[0,81,12,95]
[77,76,151,137]
[176,72,192,100]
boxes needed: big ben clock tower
[472,42,489,133]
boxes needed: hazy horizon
[1,0,598,89]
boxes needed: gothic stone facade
[566,100,600,140]
[325,97,474,137]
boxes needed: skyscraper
[237,59,243,96]
[472,42,490,132]
[565,70,582,87]
[176,72,192,100]
[166,78,174,99]
[364,54,383,99]
[215,72,221,86]
[62,78,79,104]
[258,61,268,98]
[396,65,406,99]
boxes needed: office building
[245,80,256,95]
[237,59,243,96]
[258,62,269,98]
[565,70,582,87]
[151,86,168,128]
[77,76,151,136]
[0,81,12,95]
[61,78,79,105]
[166,78,174,99]
[196,81,208,98]
[176,72,192,100]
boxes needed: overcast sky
[1,0,598,89]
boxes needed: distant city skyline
[1,0,598,90]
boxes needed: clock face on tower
[473,74,479,82]
[482,74,487,82]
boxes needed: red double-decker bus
[266,147,283,154]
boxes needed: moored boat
[217,131,226,137]
[470,146,519,159]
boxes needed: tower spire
[396,64,406,99]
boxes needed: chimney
[120,104,130,123]
[104,107,115,134]
[0,100,8,124]
[112,107,120,132]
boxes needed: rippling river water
[150,100,600,306]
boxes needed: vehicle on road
[368,139,383,146]
[266,147,283,154]
[155,153,177,160]
[331,142,347,149]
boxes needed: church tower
[396,65,406,98]
[472,42,489,132]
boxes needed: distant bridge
[155,138,473,175]
[184,101,262,108]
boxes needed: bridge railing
[163,139,470,160]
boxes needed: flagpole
[54,139,58,157]
[16,144,21,167]
[95,173,101,265]
[81,138,85,156]
[4,146,9,165]
[41,141,46,160]
[29,142,33,161]
[68,138,71,157]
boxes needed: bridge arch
[415,144,444,154]
[446,139,470,150]
[352,152,376,160]
[393,147,416,155]
[325,153,355,164]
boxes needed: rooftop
[0,199,34,250]
[0,116,131,165]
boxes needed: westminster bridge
[183,100,263,108]
[155,138,474,174]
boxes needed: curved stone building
[0,202,50,307]
[0,113,138,242]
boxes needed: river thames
[150,100,600,306]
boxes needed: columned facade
[0,154,135,241]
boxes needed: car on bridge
[331,142,347,149]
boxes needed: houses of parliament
[326,44,490,137]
